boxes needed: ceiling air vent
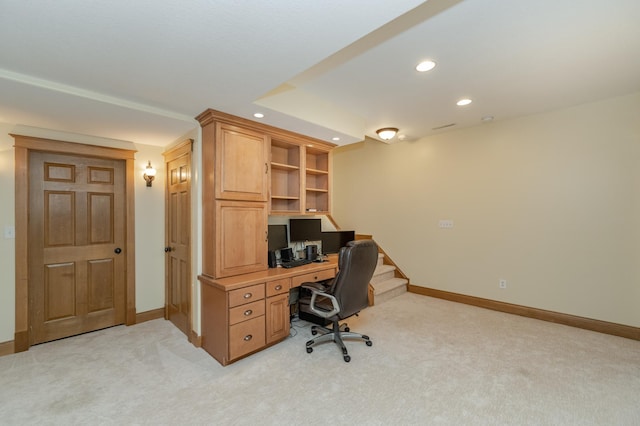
[432,123,456,130]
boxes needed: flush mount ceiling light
[253,112,264,118]
[416,60,436,72]
[456,98,472,106]
[376,127,399,141]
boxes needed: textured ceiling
[0,0,639,146]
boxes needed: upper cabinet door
[215,123,269,201]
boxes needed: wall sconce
[143,161,156,187]
[376,127,399,141]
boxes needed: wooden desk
[199,256,338,366]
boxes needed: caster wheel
[344,327,350,332]
[306,347,313,354]
[343,355,351,362]
[311,330,317,335]
[366,340,373,347]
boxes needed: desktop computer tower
[267,250,277,268]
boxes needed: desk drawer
[266,278,290,297]
[291,268,336,288]
[228,283,265,308]
[229,316,265,360]
[229,300,265,325]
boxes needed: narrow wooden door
[29,152,126,344]
[165,145,192,338]
[215,200,268,278]
[214,123,269,201]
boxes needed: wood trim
[163,138,194,159]
[11,135,136,159]
[0,340,15,357]
[355,234,410,285]
[14,145,29,352]
[190,331,202,347]
[12,134,137,349]
[195,108,336,151]
[325,214,341,230]
[135,308,165,324]
[125,156,136,326]
[409,285,640,341]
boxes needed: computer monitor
[268,224,288,251]
[289,218,321,242]
[320,230,355,254]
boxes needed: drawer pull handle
[244,334,253,341]
[243,293,252,299]
[244,309,253,316]
[275,285,282,291]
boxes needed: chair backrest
[329,239,379,320]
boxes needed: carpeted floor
[1,292,639,425]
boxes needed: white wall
[0,124,16,343]
[332,92,640,328]
[0,125,168,343]
[133,144,166,313]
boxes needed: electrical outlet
[499,279,507,289]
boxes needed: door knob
[164,247,172,252]
[114,247,122,254]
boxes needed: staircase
[369,253,408,305]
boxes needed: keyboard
[280,259,312,269]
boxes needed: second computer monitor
[320,230,355,254]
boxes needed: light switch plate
[438,220,454,229]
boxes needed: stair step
[371,277,408,305]
[371,264,396,284]
[377,253,384,267]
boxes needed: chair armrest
[301,282,339,318]
[301,282,327,292]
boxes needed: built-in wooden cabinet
[200,260,337,366]
[197,108,335,279]
[270,140,332,215]
[304,147,330,214]
[196,108,336,365]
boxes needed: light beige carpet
[1,293,638,425]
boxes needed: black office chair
[299,239,379,362]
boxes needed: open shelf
[270,140,302,214]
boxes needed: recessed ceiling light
[481,115,494,122]
[416,60,436,72]
[253,112,264,118]
[332,137,340,141]
[456,98,472,106]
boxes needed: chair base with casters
[305,320,372,362]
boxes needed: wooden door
[164,141,192,338]
[266,294,290,344]
[215,200,268,278]
[29,151,126,344]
